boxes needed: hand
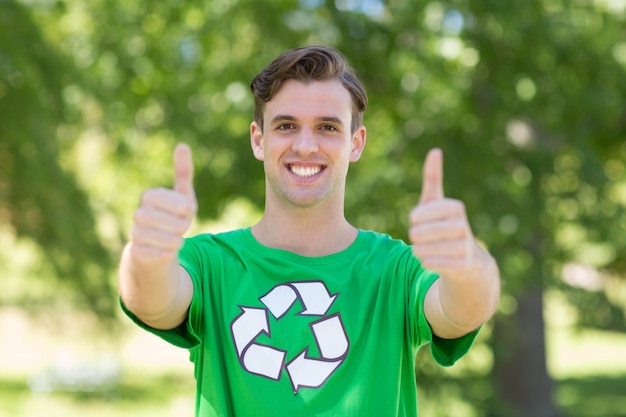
[129,143,197,264]
[408,148,481,281]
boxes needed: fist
[130,143,197,263]
[408,148,478,281]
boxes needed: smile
[289,164,323,178]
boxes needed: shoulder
[357,229,412,253]
[185,228,249,246]
[181,228,251,257]
[353,229,420,270]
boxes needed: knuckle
[184,199,198,217]
[408,206,422,223]
[175,220,190,236]
[139,188,158,204]
[449,199,466,213]
[130,225,141,241]
[133,207,149,225]
[155,232,181,250]
[167,235,184,250]
[451,219,468,233]
[171,196,195,218]
[408,225,423,242]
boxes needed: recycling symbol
[230,280,349,393]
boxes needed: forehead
[264,79,353,120]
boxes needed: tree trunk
[491,288,561,417]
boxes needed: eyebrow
[269,115,345,127]
[269,115,297,125]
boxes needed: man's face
[250,79,366,210]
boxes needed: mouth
[288,164,324,178]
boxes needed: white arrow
[311,314,349,360]
[292,281,337,316]
[231,307,269,356]
[286,351,342,393]
[242,344,286,380]
[260,285,298,319]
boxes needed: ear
[250,121,264,161]
[349,125,367,162]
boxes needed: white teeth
[290,165,321,177]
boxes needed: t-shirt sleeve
[429,330,479,367]
[118,237,206,350]
[408,251,480,367]
[119,297,200,349]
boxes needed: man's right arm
[118,144,197,330]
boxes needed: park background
[1,0,626,416]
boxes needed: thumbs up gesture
[410,149,500,338]
[409,148,481,282]
[129,143,198,264]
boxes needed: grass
[0,291,624,417]
[0,370,195,417]
[1,370,625,417]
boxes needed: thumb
[419,148,444,204]
[173,143,195,198]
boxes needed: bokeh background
[1,0,626,416]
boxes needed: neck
[251,204,357,257]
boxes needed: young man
[119,45,500,416]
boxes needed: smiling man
[249,77,366,255]
[118,45,500,417]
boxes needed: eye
[277,123,295,131]
[320,124,338,132]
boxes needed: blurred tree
[335,2,626,416]
[2,0,625,416]
[0,1,115,319]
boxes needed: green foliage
[2,0,626,413]
[0,2,115,318]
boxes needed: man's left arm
[409,148,500,339]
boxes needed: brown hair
[250,45,368,133]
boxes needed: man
[119,45,500,416]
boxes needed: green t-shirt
[122,228,478,417]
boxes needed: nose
[291,128,319,155]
